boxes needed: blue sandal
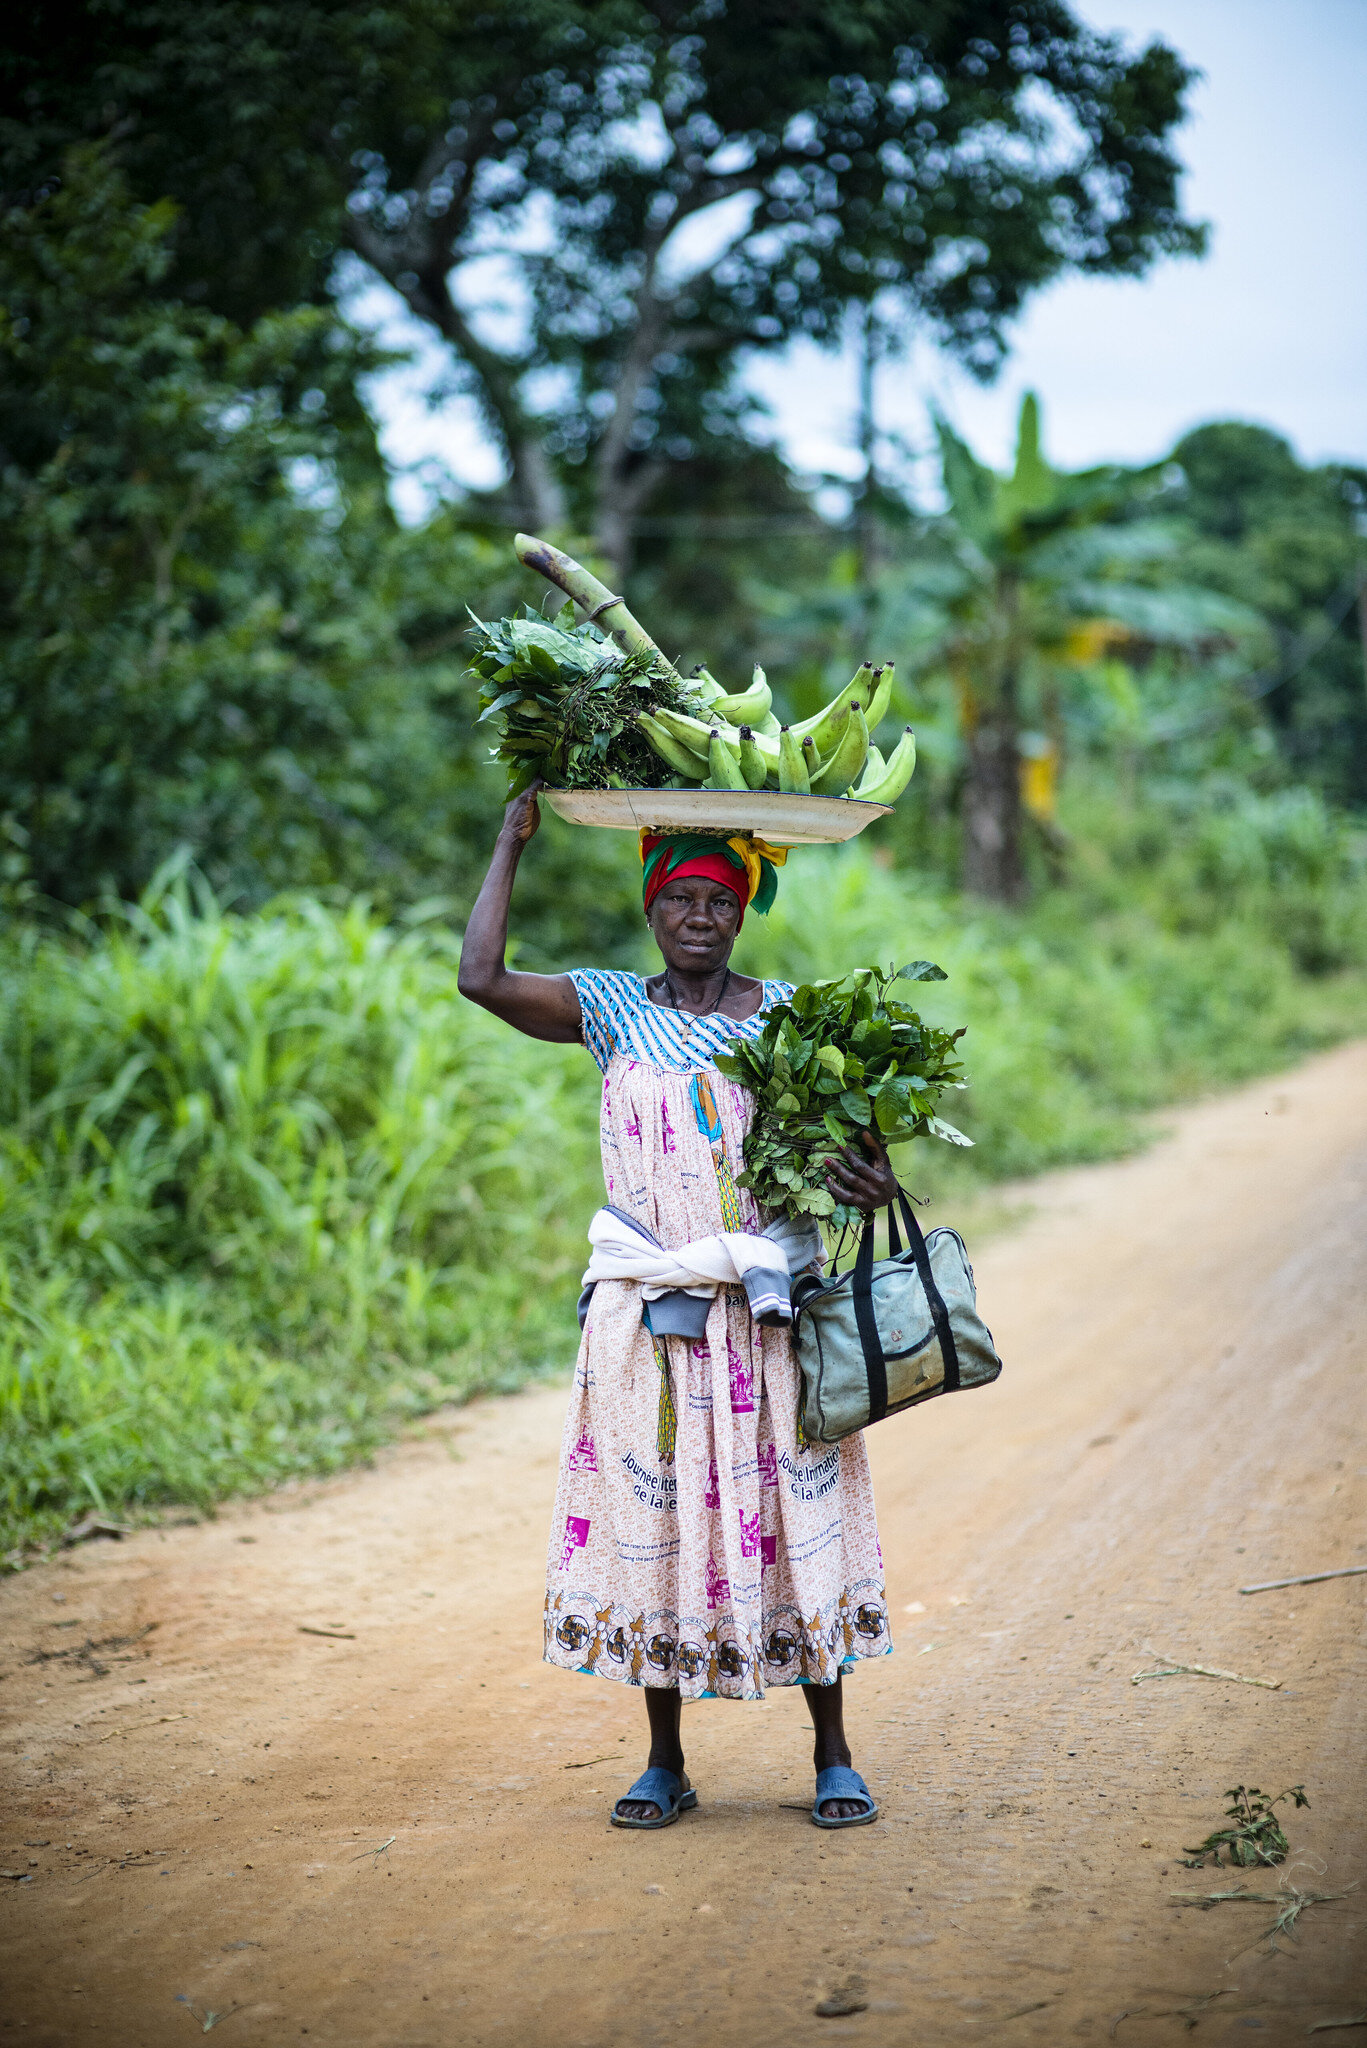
[812,1766,879,1829]
[609,1767,698,1830]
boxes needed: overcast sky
[358,0,1367,516]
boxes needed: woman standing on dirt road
[459,786,897,1828]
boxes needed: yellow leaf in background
[1019,735,1059,822]
[1062,619,1131,665]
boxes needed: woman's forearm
[456,791,582,1042]
[457,828,523,1000]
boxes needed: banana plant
[929,393,1263,902]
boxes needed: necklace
[662,966,730,1019]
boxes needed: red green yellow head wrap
[639,830,788,927]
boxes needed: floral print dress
[543,970,891,1702]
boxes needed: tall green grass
[2,781,1365,1554]
[0,871,601,1552]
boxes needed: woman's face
[648,874,742,975]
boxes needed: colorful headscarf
[639,830,787,927]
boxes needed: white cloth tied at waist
[581,1204,823,1329]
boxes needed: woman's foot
[802,1670,870,1820]
[812,1764,878,1827]
[814,1759,867,1821]
[615,1684,687,1822]
[615,1758,690,1823]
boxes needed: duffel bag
[792,1189,1002,1444]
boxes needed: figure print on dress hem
[757,1440,778,1489]
[567,1430,598,1475]
[703,1457,721,1510]
[559,1514,591,1572]
[661,1098,676,1153]
[738,1507,760,1559]
[705,1552,731,1610]
[728,1336,755,1413]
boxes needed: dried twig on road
[1255,1881,1356,1958]
[1169,1884,1273,1905]
[1132,1648,1281,1690]
[27,1621,158,1680]
[298,1626,355,1640]
[1110,1988,1234,2036]
[97,1712,187,1741]
[176,1995,241,2033]
[349,1834,396,1863]
[62,1516,130,1545]
[1239,1566,1367,1593]
[1308,2012,1367,2034]
[563,1755,617,1770]
[1168,1877,1356,1958]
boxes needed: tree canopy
[3,1,1205,565]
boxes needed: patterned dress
[543,970,891,1702]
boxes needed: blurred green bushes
[4,782,1364,1554]
[0,868,601,1552]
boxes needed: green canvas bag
[792,1191,1002,1444]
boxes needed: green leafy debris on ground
[1181,1785,1309,1868]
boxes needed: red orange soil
[3,1044,1366,2047]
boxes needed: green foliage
[0,146,395,904]
[3,781,1366,1555]
[467,605,692,797]
[0,148,657,964]
[0,868,602,1553]
[716,965,968,1225]
[3,1,1205,552]
[730,780,1367,1192]
[1182,1786,1310,1870]
[1161,423,1367,806]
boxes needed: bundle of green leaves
[715,963,970,1225]
[468,604,697,798]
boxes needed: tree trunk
[595,497,632,593]
[961,710,1025,902]
[961,571,1026,903]
[855,303,882,601]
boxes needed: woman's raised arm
[457,787,584,1043]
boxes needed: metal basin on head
[541,788,893,844]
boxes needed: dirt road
[4,1044,1366,2047]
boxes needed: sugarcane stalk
[513,533,681,679]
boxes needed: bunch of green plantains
[468,533,917,805]
[714,964,971,1227]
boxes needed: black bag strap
[850,1213,889,1423]
[892,1189,961,1393]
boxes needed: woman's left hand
[825,1128,899,1213]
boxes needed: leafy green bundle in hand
[715,963,970,1226]
[467,604,699,798]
